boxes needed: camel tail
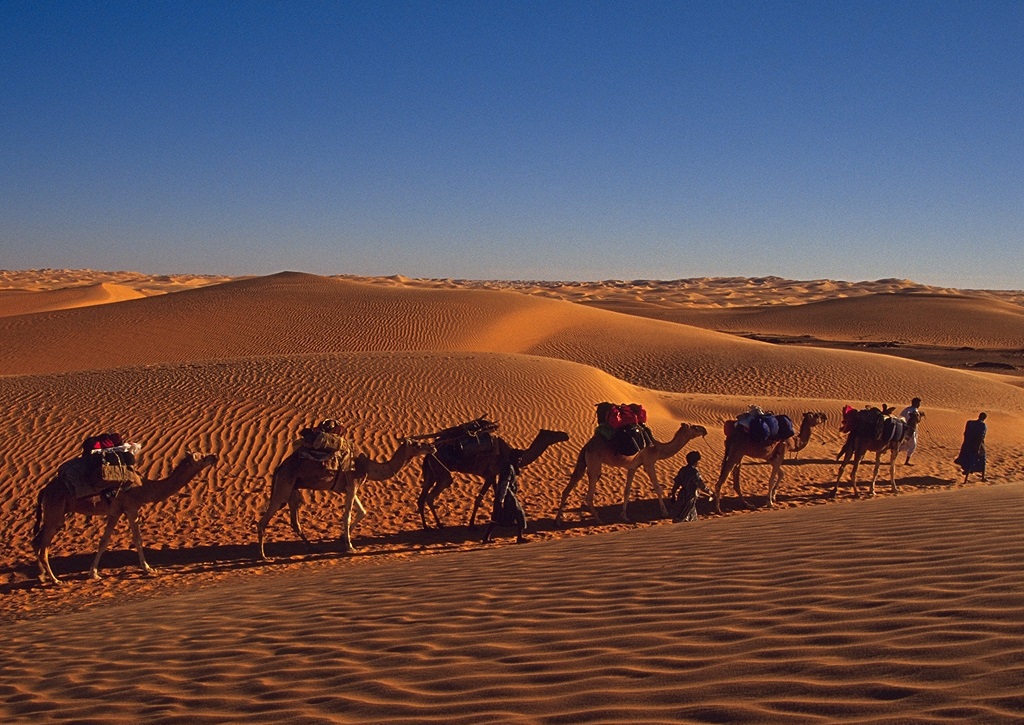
[836,434,854,461]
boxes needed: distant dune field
[2,269,1023,723]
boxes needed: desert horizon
[2,268,1024,722]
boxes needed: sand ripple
[3,485,1024,723]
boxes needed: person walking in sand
[954,412,988,484]
[483,452,528,544]
[671,450,712,522]
[899,397,924,465]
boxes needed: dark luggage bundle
[730,408,795,444]
[296,426,353,471]
[595,402,654,456]
[842,405,903,442]
[424,416,499,460]
[595,402,648,429]
[81,432,138,483]
[612,424,654,456]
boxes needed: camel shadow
[541,497,671,530]
[14,512,595,587]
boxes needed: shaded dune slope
[648,293,1024,349]
[0,283,146,318]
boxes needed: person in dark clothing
[671,450,712,522]
[954,412,988,484]
[483,452,528,544]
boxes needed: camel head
[801,412,828,428]
[181,449,220,474]
[677,422,708,440]
[539,429,570,443]
[402,438,436,457]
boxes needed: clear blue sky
[2,1,1022,287]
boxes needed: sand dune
[2,269,1023,722]
[647,293,1024,349]
[0,282,146,318]
[4,483,1024,723]
[2,272,1022,415]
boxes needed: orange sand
[2,269,1023,723]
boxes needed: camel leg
[555,452,589,526]
[832,462,845,498]
[554,473,583,526]
[642,460,670,519]
[37,543,60,586]
[576,463,603,524]
[833,450,854,499]
[767,462,784,508]
[90,509,126,580]
[468,476,495,529]
[33,506,66,585]
[416,461,437,529]
[888,449,899,493]
[849,454,865,498]
[340,481,358,553]
[126,512,154,575]
[286,490,315,552]
[868,451,884,497]
[418,462,451,530]
[35,530,63,586]
[732,464,751,509]
[351,493,367,529]
[256,476,294,561]
[712,463,733,514]
[618,466,634,524]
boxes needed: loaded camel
[830,406,921,498]
[33,448,219,585]
[712,411,828,513]
[554,422,708,525]
[417,426,570,529]
[257,437,433,559]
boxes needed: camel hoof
[89,571,101,580]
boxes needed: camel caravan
[31,397,946,585]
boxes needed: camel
[830,407,921,498]
[417,428,569,529]
[712,411,828,513]
[32,449,219,585]
[554,422,708,525]
[257,437,433,559]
